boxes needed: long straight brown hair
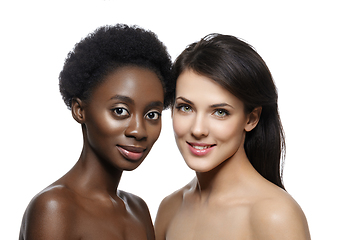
[173,34,286,189]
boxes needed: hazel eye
[174,103,193,114]
[113,107,130,117]
[176,105,192,113]
[182,106,192,112]
[146,111,161,120]
[213,109,229,118]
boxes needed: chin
[121,165,141,172]
[117,160,144,172]
[185,158,219,173]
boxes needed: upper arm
[154,197,171,240]
[19,190,76,240]
[250,198,311,240]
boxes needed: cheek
[172,114,189,139]
[87,120,123,144]
[211,119,245,143]
[86,111,126,138]
[147,122,162,142]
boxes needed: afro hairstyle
[59,24,174,109]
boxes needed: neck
[82,146,123,192]
[64,144,123,199]
[194,147,254,202]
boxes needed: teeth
[192,145,211,150]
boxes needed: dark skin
[19,66,164,240]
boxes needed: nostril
[125,119,148,140]
[190,120,208,138]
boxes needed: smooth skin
[19,66,164,240]
[155,70,311,240]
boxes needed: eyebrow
[210,103,234,109]
[147,101,164,109]
[176,96,234,109]
[176,97,193,105]
[111,94,163,109]
[110,95,134,104]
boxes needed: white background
[1,0,359,239]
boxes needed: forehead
[176,70,241,106]
[90,66,164,103]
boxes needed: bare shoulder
[118,190,155,240]
[118,190,151,214]
[19,185,78,239]
[155,180,193,240]
[156,180,193,219]
[250,188,311,240]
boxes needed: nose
[191,113,209,139]
[125,114,147,141]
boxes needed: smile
[187,142,215,156]
[192,145,212,150]
[116,145,146,161]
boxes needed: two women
[155,34,311,239]
[20,26,310,239]
[19,24,173,240]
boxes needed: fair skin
[155,69,311,240]
[20,66,164,240]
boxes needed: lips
[116,145,146,161]
[187,142,215,156]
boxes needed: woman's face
[79,66,164,171]
[173,69,253,173]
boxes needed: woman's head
[173,69,262,174]
[173,34,285,189]
[59,24,174,110]
[59,24,174,171]
[72,66,165,171]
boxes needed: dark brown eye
[146,111,161,120]
[113,107,130,117]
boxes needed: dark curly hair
[59,24,174,109]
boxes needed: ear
[245,107,262,132]
[71,98,86,124]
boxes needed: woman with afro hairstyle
[19,24,174,240]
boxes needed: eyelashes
[174,103,230,118]
[175,104,193,113]
[213,109,230,117]
[145,111,161,120]
[112,107,161,120]
[113,107,130,117]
